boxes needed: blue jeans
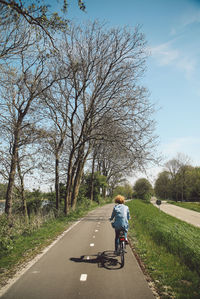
[115,229,127,251]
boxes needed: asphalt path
[0,204,155,299]
[152,200,200,228]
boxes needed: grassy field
[168,201,200,213]
[127,200,200,299]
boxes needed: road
[0,204,155,299]
[152,200,200,228]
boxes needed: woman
[110,195,130,252]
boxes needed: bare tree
[0,35,64,216]
[56,21,158,213]
[0,1,85,51]
[39,77,70,210]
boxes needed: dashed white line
[80,274,87,281]
[90,243,94,247]
[0,219,82,297]
[32,271,40,274]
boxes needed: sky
[51,0,200,185]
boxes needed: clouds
[178,9,200,29]
[162,137,200,166]
[150,42,179,66]
[150,6,200,80]
[150,41,196,80]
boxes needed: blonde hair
[114,195,125,204]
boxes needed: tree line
[130,153,200,202]
[155,153,200,202]
[0,1,158,218]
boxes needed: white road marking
[0,219,82,297]
[80,274,87,281]
[95,229,98,232]
[90,243,94,247]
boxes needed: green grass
[0,200,100,287]
[168,201,200,213]
[127,200,200,299]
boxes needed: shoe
[125,239,129,244]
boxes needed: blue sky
[57,0,200,183]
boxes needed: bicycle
[117,229,126,267]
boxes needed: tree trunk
[102,187,106,199]
[17,152,28,221]
[90,152,96,202]
[71,158,85,210]
[55,156,60,210]
[71,145,91,210]
[5,129,20,216]
[64,152,74,215]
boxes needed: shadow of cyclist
[70,250,124,270]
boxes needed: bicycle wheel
[120,241,125,267]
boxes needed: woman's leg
[115,230,120,251]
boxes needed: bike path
[0,204,155,299]
[152,200,200,228]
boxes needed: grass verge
[127,200,200,299]
[167,201,200,213]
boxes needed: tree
[154,154,200,202]
[179,166,200,202]
[39,71,71,210]
[164,153,191,201]
[188,167,200,202]
[57,21,157,213]
[133,178,153,200]
[154,171,172,199]
[0,33,66,216]
[113,183,134,199]
[84,172,107,203]
[0,0,85,51]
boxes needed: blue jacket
[110,204,130,232]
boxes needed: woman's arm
[110,207,115,220]
[127,207,130,220]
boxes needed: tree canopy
[0,17,159,216]
[133,178,153,201]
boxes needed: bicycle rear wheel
[120,241,125,267]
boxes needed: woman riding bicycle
[110,195,130,252]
